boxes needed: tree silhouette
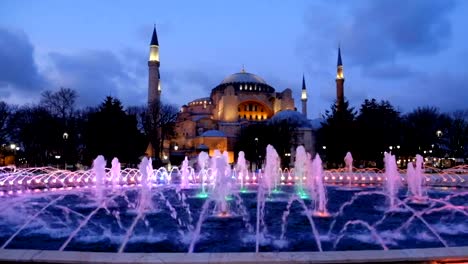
[355,99,402,166]
[402,107,451,157]
[317,99,357,167]
[84,96,145,166]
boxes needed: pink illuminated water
[384,152,401,209]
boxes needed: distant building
[146,26,345,164]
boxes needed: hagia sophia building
[146,26,345,164]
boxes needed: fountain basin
[0,185,466,253]
[0,246,467,263]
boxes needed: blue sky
[0,0,467,118]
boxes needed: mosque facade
[146,27,345,164]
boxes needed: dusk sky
[1,0,467,118]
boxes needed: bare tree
[0,101,12,145]
[40,87,77,120]
[144,101,179,163]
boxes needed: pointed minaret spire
[150,25,159,46]
[337,45,343,66]
[301,74,308,118]
[302,74,307,91]
[336,45,345,110]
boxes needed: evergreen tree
[355,99,402,167]
[84,96,146,166]
[317,100,357,167]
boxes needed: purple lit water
[0,148,467,253]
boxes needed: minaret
[301,74,308,117]
[336,46,345,110]
[148,25,161,107]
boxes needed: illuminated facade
[170,68,304,163]
[146,28,322,164]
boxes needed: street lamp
[174,144,179,151]
[10,144,16,150]
[322,146,327,150]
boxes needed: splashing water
[344,152,353,173]
[138,157,153,212]
[407,154,426,200]
[93,155,106,202]
[311,154,329,216]
[198,151,210,196]
[384,152,401,209]
[111,158,120,191]
[212,151,232,215]
[180,156,190,189]
[294,146,309,198]
[264,145,280,195]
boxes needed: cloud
[347,0,455,66]
[403,72,468,112]
[0,27,47,95]
[161,68,222,106]
[367,64,416,80]
[301,0,456,68]
[48,50,144,107]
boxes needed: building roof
[197,144,209,150]
[188,97,212,105]
[220,72,267,85]
[269,110,312,128]
[200,130,226,137]
[150,26,159,46]
[337,46,343,66]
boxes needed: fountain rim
[0,247,466,263]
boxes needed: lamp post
[255,137,259,170]
[63,132,69,169]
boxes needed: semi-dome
[220,71,267,85]
[268,110,312,128]
[200,129,226,137]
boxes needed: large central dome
[220,71,267,85]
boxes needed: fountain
[263,145,280,195]
[384,151,401,209]
[344,152,353,173]
[309,154,329,217]
[93,155,106,202]
[110,158,121,191]
[212,150,232,216]
[180,156,190,189]
[407,154,426,201]
[236,151,248,192]
[0,146,466,259]
[197,151,210,198]
[294,146,309,199]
